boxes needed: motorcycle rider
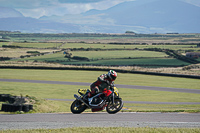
[87,70,117,99]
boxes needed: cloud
[0,0,134,18]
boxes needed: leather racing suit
[89,74,114,97]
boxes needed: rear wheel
[106,98,123,114]
[71,100,87,114]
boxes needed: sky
[0,0,199,19]
[0,0,134,18]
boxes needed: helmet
[108,70,117,81]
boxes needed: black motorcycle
[71,86,123,114]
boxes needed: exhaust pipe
[74,94,90,108]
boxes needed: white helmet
[108,70,117,81]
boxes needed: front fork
[107,92,115,104]
[112,93,115,104]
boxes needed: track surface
[0,112,200,129]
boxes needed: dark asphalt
[0,112,200,129]
[0,78,200,94]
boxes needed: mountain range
[0,0,200,33]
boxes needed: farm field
[0,33,200,72]
[12,50,189,66]
[68,50,167,59]
[1,43,199,68]
[62,58,189,66]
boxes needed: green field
[70,50,167,59]
[1,37,200,68]
[61,58,190,66]
[12,50,168,60]
[0,69,199,113]
[10,50,191,66]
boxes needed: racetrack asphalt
[0,112,200,129]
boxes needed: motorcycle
[71,86,123,114]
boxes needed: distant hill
[112,0,200,32]
[83,0,200,33]
[0,7,24,18]
[39,0,200,33]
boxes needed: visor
[111,75,117,80]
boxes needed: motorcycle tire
[71,99,87,114]
[106,98,123,114]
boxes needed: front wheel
[71,100,87,114]
[106,98,123,114]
